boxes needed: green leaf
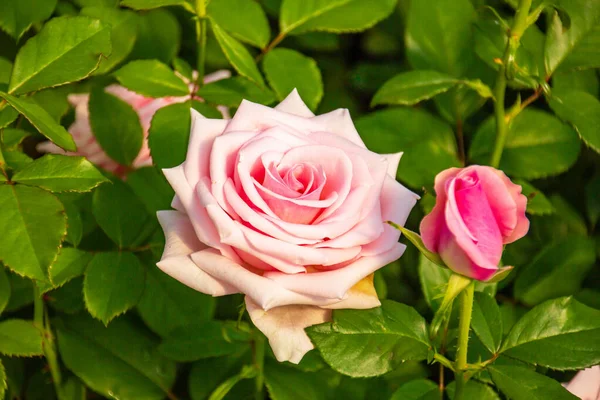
[532,195,588,243]
[390,379,438,400]
[56,314,176,400]
[553,69,599,97]
[126,166,174,215]
[114,60,190,98]
[12,155,108,192]
[263,48,322,111]
[446,380,500,400]
[488,365,577,400]
[158,321,251,362]
[81,7,138,75]
[586,173,600,229]
[88,87,143,166]
[198,77,276,107]
[8,16,111,95]
[501,297,600,370]
[545,0,600,75]
[189,351,252,400]
[62,377,86,400]
[469,109,580,179]
[0,319,43,357]
[47,277,85,314]
[0,0,57,40]
[0,57,11,86]
[4,271,33,312]
[471,292,502,354]
[120,0,192,10]
[208,365,257,400]
[549,90,600,154]
[0,185,66,283]
[0,105,18,129]
[264,360,332,400]
[371,70,458,107]
[355,108,460,189]
[0,92,76,151]
[83,252,145,325]
[387,223,445,267]
[137,260,215,337]
[207,0,270,49]
[1,128,29,148]
[0,267,9,315]
[280,0,397,36]
[306,300,430,377]
[514,179,554,216]
[173,58,193,81]
[514,236,596,306]
[60,196,84,247]
[211,20,264,86]
[192,100,222,119]
[147,101,191,169]
[0,358,5,400]
[559,25,600,71]
[129,9,181,63]
[38,248,93,293]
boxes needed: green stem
[489,0,532,168]
[253,332,265,400]
[195,0,207,88]
[453,281,475,400]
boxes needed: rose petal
[321,274,381,309]
[204,69,232,84]
[382,152,402,178]
[310,108,367,148]
[275,89,315,118]
[245,297,331,364]
[565,366,600,400]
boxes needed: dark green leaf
[0,358,5,400]
[38,248,93,293]
[372,70,458,106]
[549,89,600,154]
[0,92,76,151]
[553,69,599,97]
[211,20,264,86]
[47,277,85,314]
[88,88,143,166]
[559,25,600,71]
[469,109,580,179]
[62,377,86,400]
[514,236,596,306]
[30,87,70,122]
[83,252,145,324]
[0,319,43,357]
[0,185,66,283]
[355,108,460,189]
[263,48,322,111]
[56,314,176,400]
[387,223,445,267]
[0,57,11,86]
[306,300,430,377]
[586,173,600,228]
[59,195,84,247]
[120,0,192,10]
[264,359,332,400]
[148,101,191,169]
[12,155,108,192]
[114,60,190,98]
[501,297,600,370]
[198,77,276,107]
[0,267,9,315]
[488,365,577,400]
[129,9,180,63]
[471,292,502,354]
[0,105,18,129]
[446,380,500,400]
[81,7,138,75]
[280,0,397,35]
[9,16,111,95]
[4,270,33,312]
[158,321,251,362]
[189,351,251,400]
[389,379,438,400]
[514,179,554,216]
[0,0,57,40]
[126,166,174,215]
[208,0,270,49]
[208,365,257,400]
[192,100,223,119]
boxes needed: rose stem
[195,0,207,88]
[453,281,475,400]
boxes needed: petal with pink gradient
[310,108,367,148]
[565,366,600,400]
[275,89,315,118]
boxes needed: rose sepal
[386,221,446,268]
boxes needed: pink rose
[37,70,231,176]
[157,90,418,363]
[565,366,600,400]
[420,166,529,281]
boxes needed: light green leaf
[514,236,596,306]
[120,0,193,11]
[501,297,600,370]
[198,77,275,107]
[355,108,460,189]
[158,321,251,362]
[1,128,29,148]
[0,92,76,151]
[29,87,70,122]
[446,380,500,400]
[469,109,580,179]
[126,167,174,215]
[390,379,438,400]
[147,101,191,169]
[263,48,322,111]
[0,267,10,315]
[129,9,181,63]
[60,196,84,247]
[514,179,554,216]
[549,89,600,154]
[371,70,458,107]
[0,105,18,129]
[0,358,5,400]
[114,60,190,98]
[137,260,215,337]
[172,58,193,81]
[0,185,66,283]
[88,87,143,166]
[81,7,138,75]
[12,155,108,192]
[84,252,145,325]
[9,16,111,95]
[38,248,93,293]
[208,0,270,49]
[0,319,43,357]
[211,20,264,86]
[545,0,600,74]
[306,300,430,377]
[471,292,502,354]
[56,314,176,400]
[280,0,397,35]
[0,0,57,40]
[489,365,577,400]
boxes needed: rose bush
[157,89,417,362]
[420,166,529,281]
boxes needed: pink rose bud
[419,166,529,281]
[37,70,231,176]
[157,89,418,363]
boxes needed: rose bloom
[37,70,231,176]
[565,366,600,400]
[420,166,529,281]
[157,89,418,363]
